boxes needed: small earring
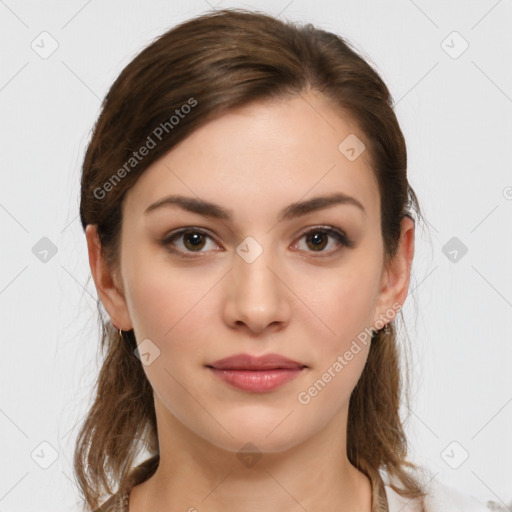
[383,324,390,334]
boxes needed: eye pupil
[306,232,327,251]
[184,232,205,250]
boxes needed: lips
[206,353,308,392]
[206,353,307,371]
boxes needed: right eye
[160,227,223,259]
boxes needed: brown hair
[76,7,428,510]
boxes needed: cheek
[293,263,380,352]
[124,271,216,419]
[123,254,218,344]
[301,359,368,443]
[289,259,379,411]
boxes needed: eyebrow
[144,192,366,221]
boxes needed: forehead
[123,91,380,226]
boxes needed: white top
[385,479,510,511]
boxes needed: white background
[0,0,511,510]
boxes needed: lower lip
[208,367,305,392]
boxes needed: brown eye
[182,232,207,251]
[293,226,353,255]
[305,231,329,251]
[161,228,220,258]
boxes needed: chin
[208,433,303,457]
[195,415,312,456]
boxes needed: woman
[75,8,505,512]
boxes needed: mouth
[205,353,308,393]
[207,367,306,392]
[206,352,308,371]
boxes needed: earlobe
[85,224,133,331]
[373,216,415,326]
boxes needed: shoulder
[384,478,509,512]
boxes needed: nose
[222,245,291,335]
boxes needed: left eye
[292,226,351,254]
[160,226,352,258]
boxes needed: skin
[86,90,415,512]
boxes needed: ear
[372,215,415,326]
[85,224,133,331]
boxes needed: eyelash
[159,226,354,260]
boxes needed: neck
[129,399,373,512]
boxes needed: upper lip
[207,353,307,370]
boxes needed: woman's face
[88,91,413,455]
